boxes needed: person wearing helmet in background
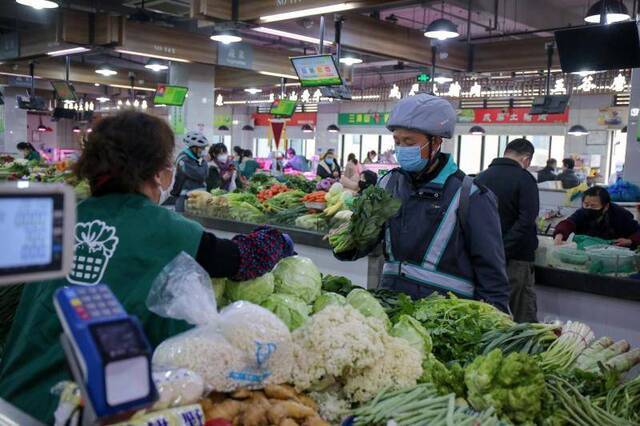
[171,131,209,212]
[334,93,510,313]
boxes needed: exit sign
[417,73,431,83]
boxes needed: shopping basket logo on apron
[67,220,119,286]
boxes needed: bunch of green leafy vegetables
[407,293,514,365]
[282,174,318,193]
[246,173,277,194]
[465,349,546,425]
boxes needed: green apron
[26,150,41,162]
[0,193,203,423]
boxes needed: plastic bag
[152,367,205,410]
[607,179,640,202]
[147,253,293,392]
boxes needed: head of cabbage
[261,294,310,331]
[346,288,390,329]
[313,292,346,314]
[391,314,432,356]
[224,272,275,305]
[272,256,322,304]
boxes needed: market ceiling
[0,0,632,90]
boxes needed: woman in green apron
[17,141,42,162]
[0,111,293,423]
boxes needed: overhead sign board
[0,32,19,61]
[217,43,253,70]
[473,107,569,124]
[416,73,431,83]
[338,112,390,126]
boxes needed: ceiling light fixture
[210,30,242,45]
[339,56,363,66]
[46,46,90,56]
[244,88,263,95]
[568,124,590,136]
[218,125,230,131]
[469,125,485,135]
[584,0,630,24]
[424,18,460,40]
[242,125,255,131]
[37,117,47,132]
[114,49,190,63]
[433,75,453,84]
[259,70,299,80]
[572,70,602,77]
[95,63,117,77]
[252,27,333,46]
[144,58,169,72]
[327,124,340,133]
[260,3,356,23]
[302,124,314,133]
[109,84,156,92]
[72,126,81,134]
[16,0,58,9]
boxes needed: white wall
[1,87,28,153]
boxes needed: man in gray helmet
[336,94,510,312]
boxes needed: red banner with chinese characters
[252,112,317,126]
[473,108,569,124]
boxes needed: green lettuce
[272,256,322,303]
[391,314,432,356]
[313,292,346,314]
[346,288,390,328]
[261,293,310,331]
[211,277,227,307]
[224,272,275,305]
[465,348,545,424]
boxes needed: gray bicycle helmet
[183,131,209,148]
[386,93,456,139]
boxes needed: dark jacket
[476,158,540,262]
[316,160,341,179]
[537,167,558,183]
[558,169,581,189]
[554,203,640,248]
[336,154,510,313]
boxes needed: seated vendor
[554,186,640,248]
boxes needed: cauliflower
[291,305,423,405]
[308,389,351,424]
[291,305,386,390]
[343,334,423,402]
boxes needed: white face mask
[217,154,228,163]
[157,169,175,205]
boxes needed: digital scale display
[0,194,64,277]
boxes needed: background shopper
[538,158,559,183]
[476,138,539,322]
[171,131,209,212]
[558,158,582,189]
[207,143,238,192]
[317,149,341,179]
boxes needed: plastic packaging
[147,253,293,392]
[152,368,205,410]
[110,404,205,426]
[588,246,637,275]
[555,247,589,265]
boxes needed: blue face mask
[396,143,429,172]
[325,158,334,165]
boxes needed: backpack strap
[457,174,473,241]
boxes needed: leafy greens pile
[328,186,401,254]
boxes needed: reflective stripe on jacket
[378,155,510,311]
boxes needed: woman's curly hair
[75,111,175,196]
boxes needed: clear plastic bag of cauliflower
[147,252,293,392]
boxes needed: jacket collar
[431,154,459,185]
[489,157,523,169]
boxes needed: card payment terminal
[54,284,157,422]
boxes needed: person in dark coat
[316,149,341,179]
[557,158,582,189]
[538,158,558,183]
[476,138,539,322]
[554,186,640,248]
[334,94,510,313]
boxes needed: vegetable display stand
[536,266,640,348]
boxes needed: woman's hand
[613,238,633,247]
[332,171,339,178]
[554,234,565,246]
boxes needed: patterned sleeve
[230,226,287,281]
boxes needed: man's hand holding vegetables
[330,93,510,313]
